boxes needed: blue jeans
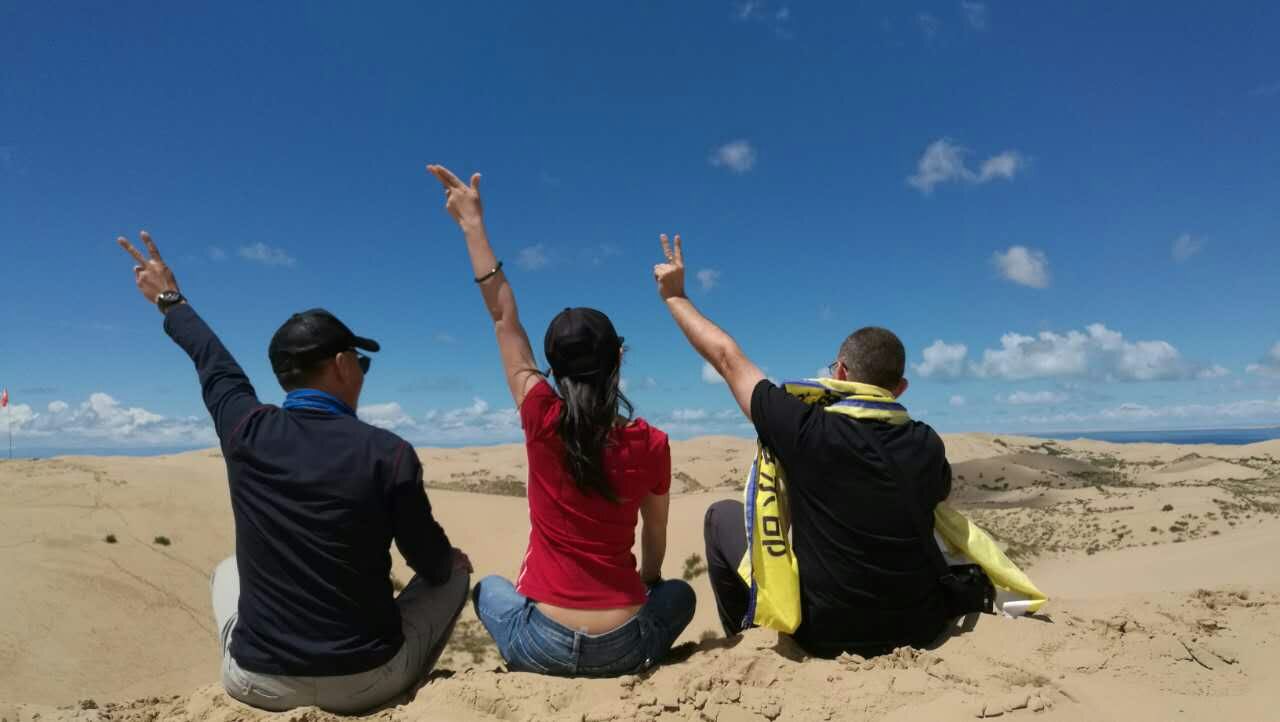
[472,575,696,677]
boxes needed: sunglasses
[349,350,371,375]
[827,360,841,376]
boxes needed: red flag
[1,388,7,408]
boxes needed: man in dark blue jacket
[117,231,470,713]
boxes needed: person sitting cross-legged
[425,165,696,676]
[651,233,954,658]
[115,232,471,714]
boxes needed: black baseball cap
[269,309,380,377]
[544,307,623,379]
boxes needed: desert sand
[2,433,1279,721]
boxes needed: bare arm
[638,492,669,583]
[427,165,541,407]
[653,234,766,419]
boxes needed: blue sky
[2,1,1279,451]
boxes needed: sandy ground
[1,433,1278,721]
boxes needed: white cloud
[1021,396,1280,429]
[671,408,709,421]
[1171,233,1205,263]
[908,139,967,193]
[710,140,757,174]
[516,244,549,271]
[949,395,967,407]
[360,397,525,445]
[733,1,793,38]
[239,242,296,267]
[735,1,764,20]
[417,397,522,445]
[993,245,1051,288]
[978,151,1024,182]
[971,323,1205,382]
[701,361,725,384]
[998,390,1070,406]
[696,269,722,291]
[658,407,751,438]
[208,246,227,261]
[916,326,1224,384]
[1197,365,1231,380]
[917,11,940,39]
[1246,342,1280,377]
[358,402,418,432]
[907,139,1025,194]
[433,333,459,345]
[7,393,215,448]
[620,376,658,393]
[961,1,987,30]
[913,340,969,379]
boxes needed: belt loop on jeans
[573,628,585,675]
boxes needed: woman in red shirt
[427,164,696,676]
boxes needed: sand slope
[2,433,1278,720]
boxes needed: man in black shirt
[117,231,470,713]
[651,235,952,657]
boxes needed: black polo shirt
[165,304,454,676]
[750,380,952,657]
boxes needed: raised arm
[426,165,541,408]
[117,231,261,441]
[652,234,765,419]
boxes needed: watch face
[158,291,181,304]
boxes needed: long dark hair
[553,362,634,502]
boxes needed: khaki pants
[211,555,468,714]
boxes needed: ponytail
[553,363,633,502]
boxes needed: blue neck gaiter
[282,389,356,418]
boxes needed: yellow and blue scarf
[737,378,1046,633]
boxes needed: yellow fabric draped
[736,378,1047,632]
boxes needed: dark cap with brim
[269,308,380,377]
[544,307,623,379]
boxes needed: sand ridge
[1,433,1279,720]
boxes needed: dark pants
[704,499,752,636]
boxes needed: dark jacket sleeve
[163,304,262,442]
[390,444,454,585]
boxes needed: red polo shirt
[515,379,671,608]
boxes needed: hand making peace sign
[653,233,687,301]
[116,231,180,307]
[426,164,484,229]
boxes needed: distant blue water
[8,426,1280,459]
[1028,427,1280,445]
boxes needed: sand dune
[2,433,1278,721]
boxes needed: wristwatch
[156,290,186,313]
